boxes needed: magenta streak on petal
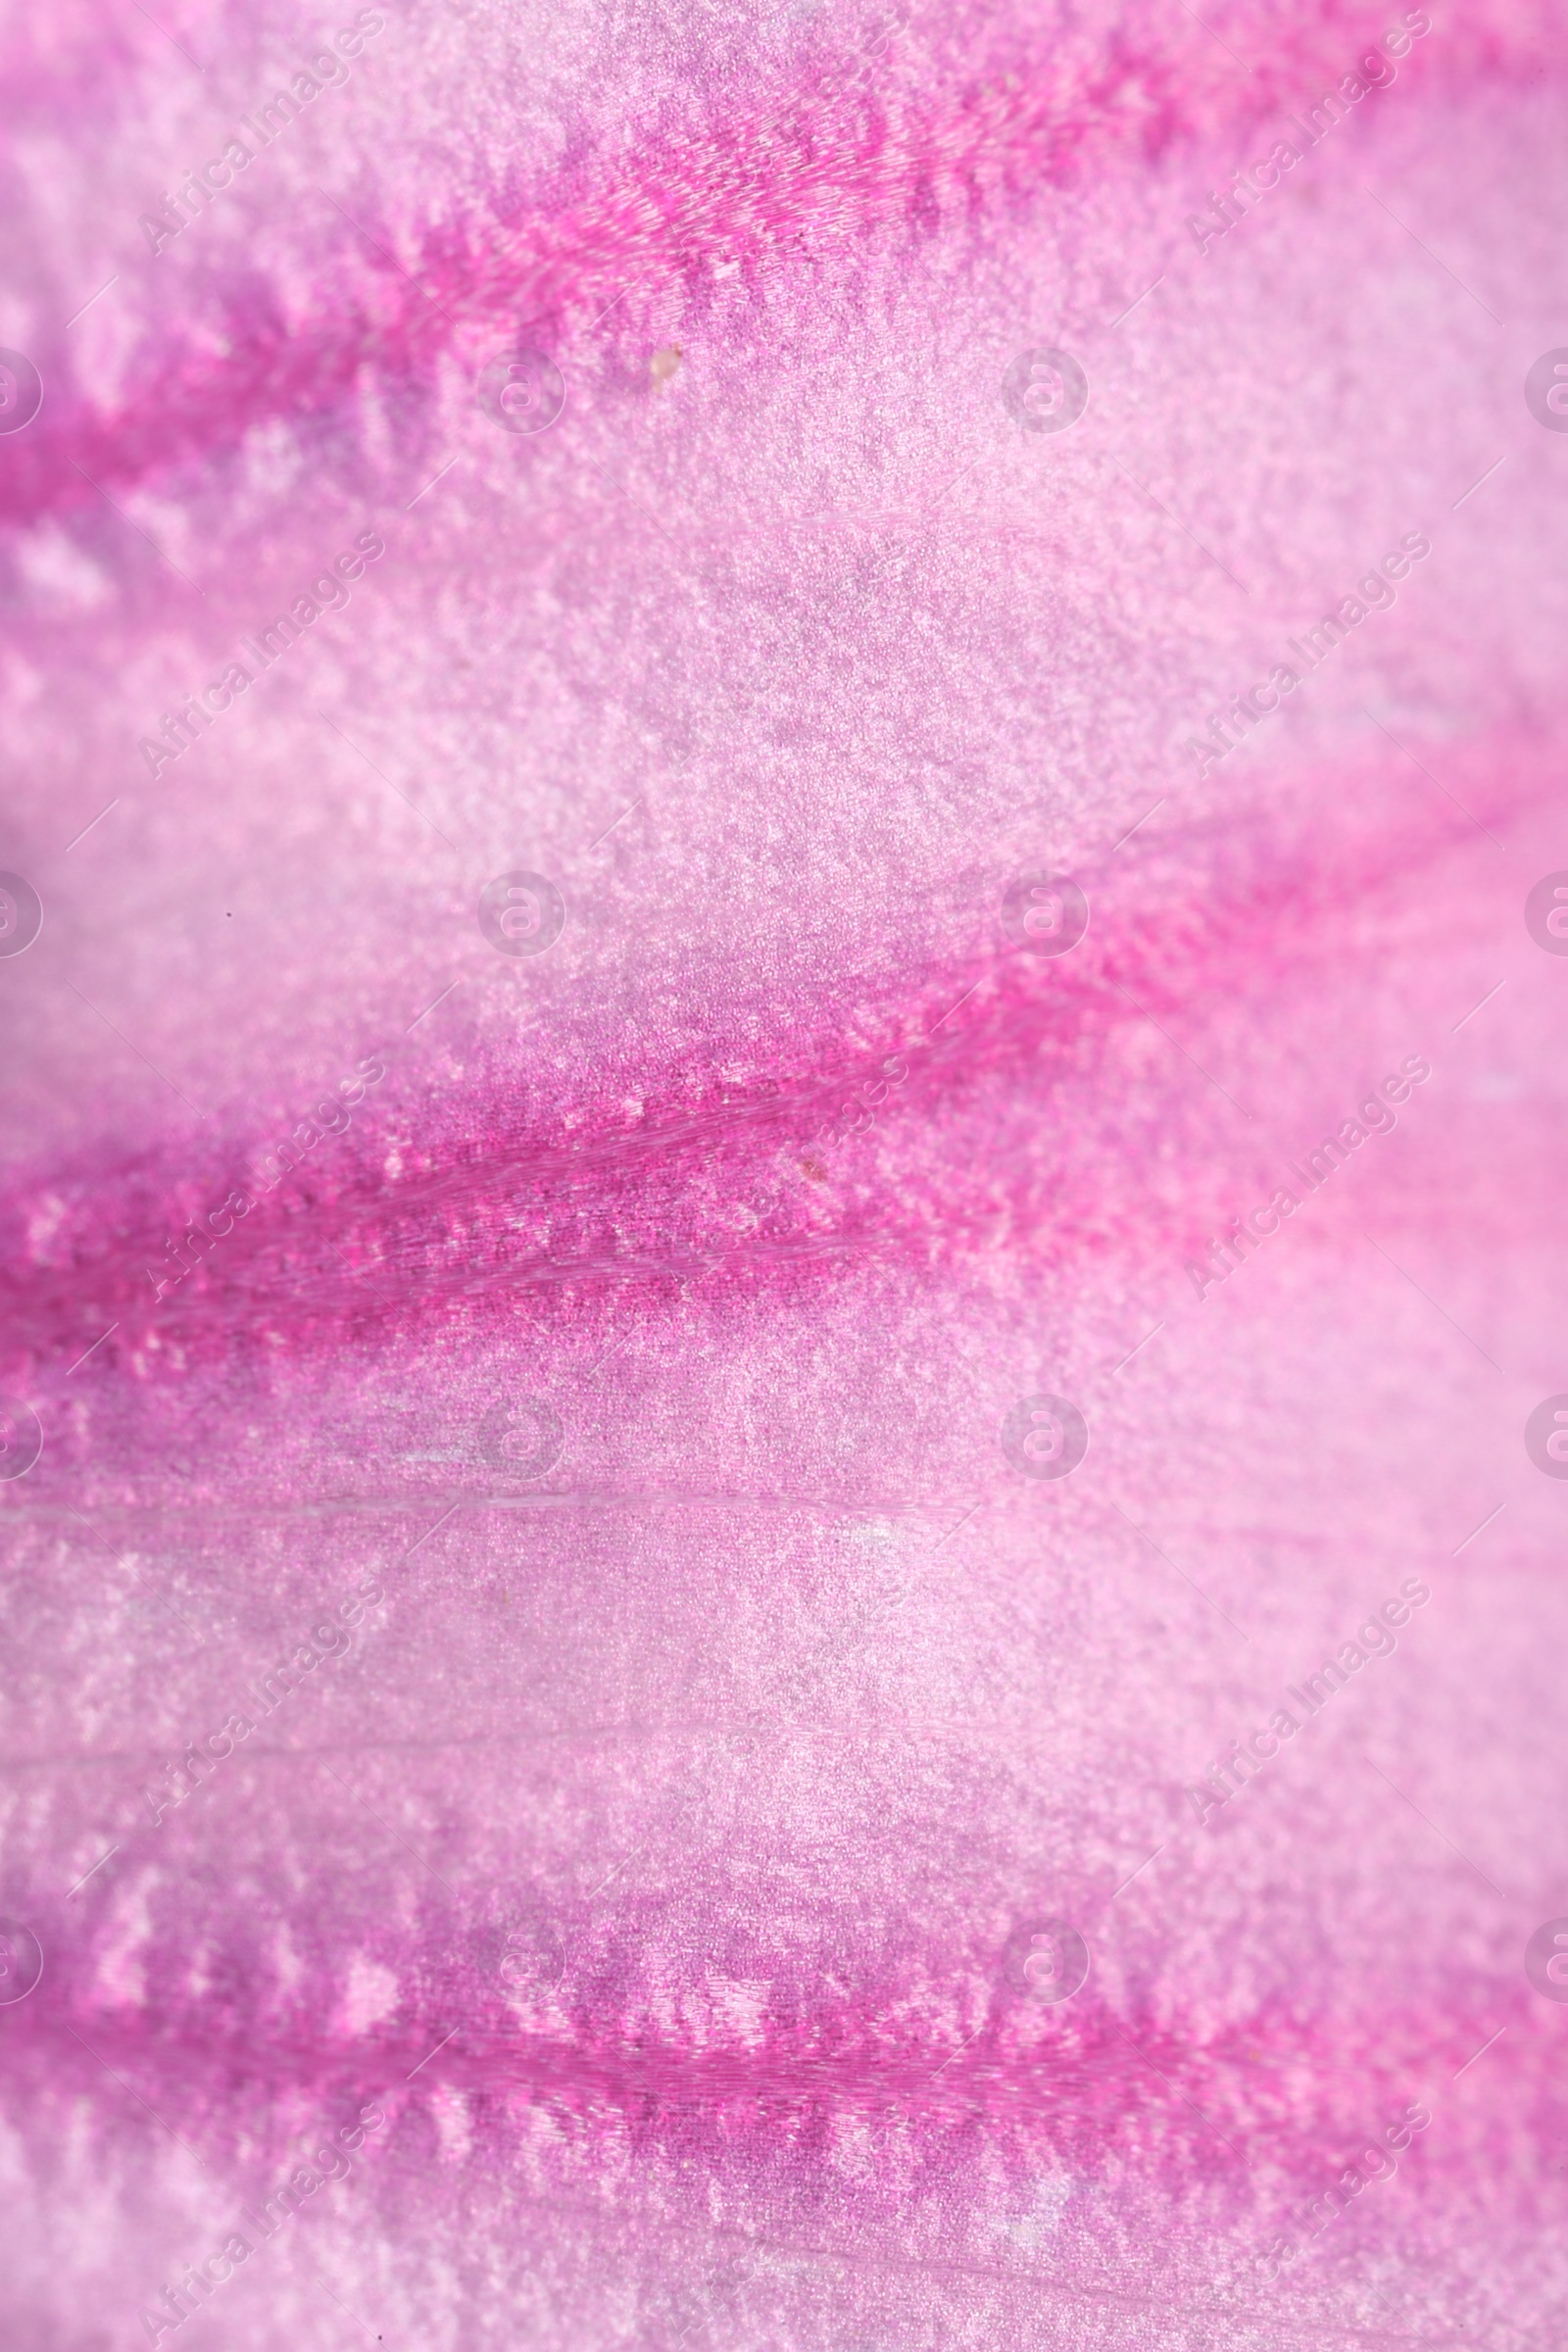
[0,0,1564,2343]
[0,733,1531,1395]
[0,3,1558,534]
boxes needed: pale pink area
[1,2,1566,2348]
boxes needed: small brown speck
[651,345,682,386]
[799,1157,827,1184]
